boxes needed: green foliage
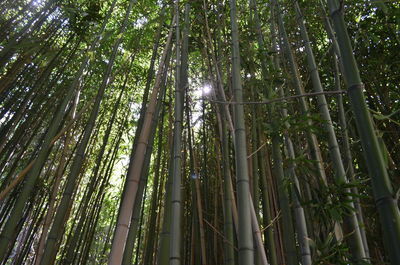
[262,110,326,137]
[62,1,104,37]
[0,0,399,263]
[305,178,368,223]
[309,232,372,265]
[309,232,351,265]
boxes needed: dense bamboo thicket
[0,0,399,264]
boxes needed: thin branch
[260,211,281,232]
[205,90,346,105]
[247,141,268,159]
[203,218,238,251]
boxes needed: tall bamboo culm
[327,0,400,263]
[108,13,175,265]
[229,0,254,264]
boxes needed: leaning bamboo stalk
[140,10,167,264]
[274,1,329,191]
[194,172,208,265]
[39,0,136,262]
[108,15,175,265]
[269,2,299,264]
[257,136,278,265]
[121,50,168,265]
[157,68,175,265]
[66,84,126,264]
[202,0,234,136]
[322,2,370,256]
[33,90,80,265]
[0,101,90,202]
[249,196,269,265]
[224,151,270,265]
[275,1,347,244]
[219,110,236,265]
[277,84,312,265]
[333,55,370,258]
[293,1,366,261]
[327,0,400,263]
[0,2,114,233]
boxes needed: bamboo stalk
[327,0,400,263]
[229,0,255,264]
[108,13,174,265]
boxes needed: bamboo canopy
[0,0,399,264]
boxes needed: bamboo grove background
[0,0,399,264]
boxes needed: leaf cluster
[305,178,368,223]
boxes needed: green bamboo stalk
[221,116,235,265]
[39,1,136,263]
[121,40,169,265]
[229,0,254,264]
[293,2,366,261]
[258,2,311,263]
[108,13,174,265]
[275,0,347,243]
[249,196,269,265]
[274,2,329,190]
[157,85,177,265]
[169,2,184,264]
[319,5,370,254]
[250,107,261,265]
[268,3,299,264]
[141,17,167,265]
[249,84,260,220]
[158,148,174,265]
[0,0,118,259]
[333,55,370,259]
[121,86,165,265]
[247,63,271,265]
[276,84,312,265]
[327,0,400,263]
[194,166,207,265]
[34,90,79,265]
[64,77,125,265]
[257,136,278,265]
[211,42,236,264]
